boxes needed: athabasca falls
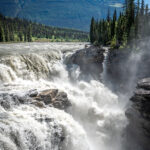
[0,43,127,150]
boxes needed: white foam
[0,43,127,150]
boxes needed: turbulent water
[0,42,127,150]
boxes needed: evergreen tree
[18,32,23,41]
[89,0,150,48]
[5,27,10,42]
[27,25,32,42]
[0,13,88,42]
[135,0,140,38]
[140,0,145,16]
[111,9,117,38]
[125,0,135,40]
[145,4,149,19]
[90,17,96,43]
[0,24,4,42]
[107,9,111,22]
[9,31,14,41]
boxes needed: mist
[101,37,150,150]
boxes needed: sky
[143,0,150,6]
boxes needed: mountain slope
[0,0,123,31]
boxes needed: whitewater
[0,42,127,150]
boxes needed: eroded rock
[125,78,150,150]
[66,45,105,79]
[0,89,71,111]
[33,89,71,110]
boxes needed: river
[0,42,127,150]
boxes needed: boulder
[28,89,38,97]
[31,101,45,108]
[33,89,71,110]
[66,45,105,79]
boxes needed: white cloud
[109,3,123,8]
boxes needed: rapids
[0,42,127,150]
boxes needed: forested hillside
[0,14,88,42]
[0,0,123,31]
[90,0,150,48]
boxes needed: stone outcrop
[33,89,71,110]
[66,45,105,79]
[125,78,150,150]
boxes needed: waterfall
[0,42,127,150]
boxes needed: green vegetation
[90,0,150,48]
[0,14,88,43]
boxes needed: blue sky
[144,0,150,5]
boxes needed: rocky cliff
[125,78,150,150]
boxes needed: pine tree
[144,4,149,36]
[5,27,10,42]
[89,0,150,47]
[98,21,102,43]
[18,32,23,41]
[125,0,135,41]
[145,4,149,20]
[24,32,27,41]
[90,17,96,43]
[9,31,14,41]
[27,25,32,42]
[135,0,140,38]
[0,24,4,42]
[137,0,140,15]
[111,9,117,38]
[140,0,145,16]
[107,9,111,22]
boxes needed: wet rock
[66,45,105,79]
[137,78,150,90]
[12,94,30,104]
[106,39,150,94]
[31,101,45,108]
[0,89,71,111]
[125,78,150,150]
[33,89,71,110]
[0,93,20,109]
[28,89,38,97]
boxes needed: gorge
[0,42,149,150]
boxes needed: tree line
[0,14,88,42]
[90,0,150,48]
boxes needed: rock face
[67,45,105,79]
[33,89,71,110]
[105,49,130,93]
[105,40,150,94]
[125,78,150,150]
[0,89,71,111]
